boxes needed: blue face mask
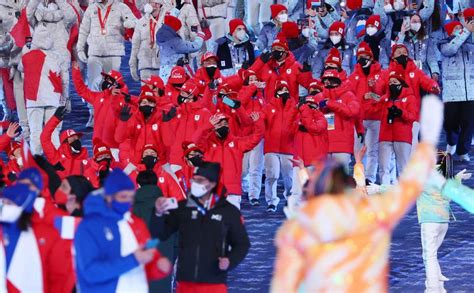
[111,200,131,215]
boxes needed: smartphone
[297,18,309,28]
[191,26,198,33]
[145,238,159,249]
[222,96,236,108]
[164,197,178,210]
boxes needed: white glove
[366,183,381,195]
[420,94,443,145]
[130,65,139,81]
[143,3,153,15]
[78,51,88,63]
[455,169,472,181]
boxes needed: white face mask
[330,35,342,45]
[393,0,405,11]
[410,23,421,32]
[302,28,311,38]
[277,13,288,23]
[143,3,153,15]
[0,204,23,223]
[16,157,23,168]
[383,3,394,12]
[366,27,378,36]
[191,182,209,198]
[235,30,247,41]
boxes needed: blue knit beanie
[104,168,135,196]
[18,167,44,191]
[2,183,38,212]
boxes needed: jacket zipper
[461,47,468,101]
[194,215,203,280]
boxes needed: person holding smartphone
[151,161,250,293]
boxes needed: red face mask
[54,188,69,205]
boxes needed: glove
[53,162,65,171]
[54,106,67,120]
[391,105,402,118]
[177,57,187,66]
[162,107,177,122]
[123,93,131,103]
[357,133,365,144]
[78,51,88,63]
[318,99,328,109]
[119,105,132,122]
[298,124,308,132]
[301,62,311,73]
[130,66,139,81]
[455,169,472,181]
[260,51,272,64]
[420,94,443,145]
[7,172,17,182]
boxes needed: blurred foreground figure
[270,95,443,292]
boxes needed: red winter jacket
[164,84,180,106]
[347,62,386,121]
[72,67,130,149]
[237,84,266,136]
[192,67,225,95]
[313,83,360,154]
[83,160,125,188]
[41,116,90,178]
[263,96,299,155]
[193,118,265,195]
[115,110,168,165]
[167,101,211,166]
[374,61,440,120]
[294,105,329,165]
[366,88,417,144]
[130,164,187,201]
[251,53,312,100]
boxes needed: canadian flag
[9,8,31,48]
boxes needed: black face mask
[173,83,184,89]
[188,155,203,167]
[205,66,217,79]
[70,208,83,217]
[309,90,320,96]
[394,55,409,68]
[324,78,341,89]
[357,57,371,68]
[272,50,285,61]
[389,84,403,98]
[142,155,158,170]
[70,140,82,153]
[101,80,113,91]
[278,92,290,104]
[139,105,155,118]
[216,126,229,139]
[324,66,342,72]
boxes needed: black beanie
[193,161,220,183]
[136,170,158,186]
[67,176,94,204]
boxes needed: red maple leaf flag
[9,8,31,48]
[48,70,63,94]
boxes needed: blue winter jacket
[256,21,280,51]
[311,41,355,77]
[74,191,139,293]
[396,32,440,75]
[439,30,474,102]
[156,24,203,83]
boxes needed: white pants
[290,165,314,204]
[140,69,159,83]
[328,153,352,169]
[244,0,273,34]
[364,120,381,182]
[264,153,293,206]
[379,141,411,185]
[13,70,29,140]
[412,121,420,151]
[421,223,448,293]
[27,107,60,155]
[242,140,264,200]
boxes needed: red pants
[176,282,227,293]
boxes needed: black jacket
[215,36,255,70]
[150,195,250,284]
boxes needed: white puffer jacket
[178,1,199,41]
[0,0,26,67]
[197,0,228,19]
[129,13,159,71]
[77,0,137,57]
[27,0,77,60]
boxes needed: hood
[32,29,54,51]
[83,190,122,220]
[156,25,179,43]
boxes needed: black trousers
[443,101,474,155]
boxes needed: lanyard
[149,17,157,47]
[98,5,112,35]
